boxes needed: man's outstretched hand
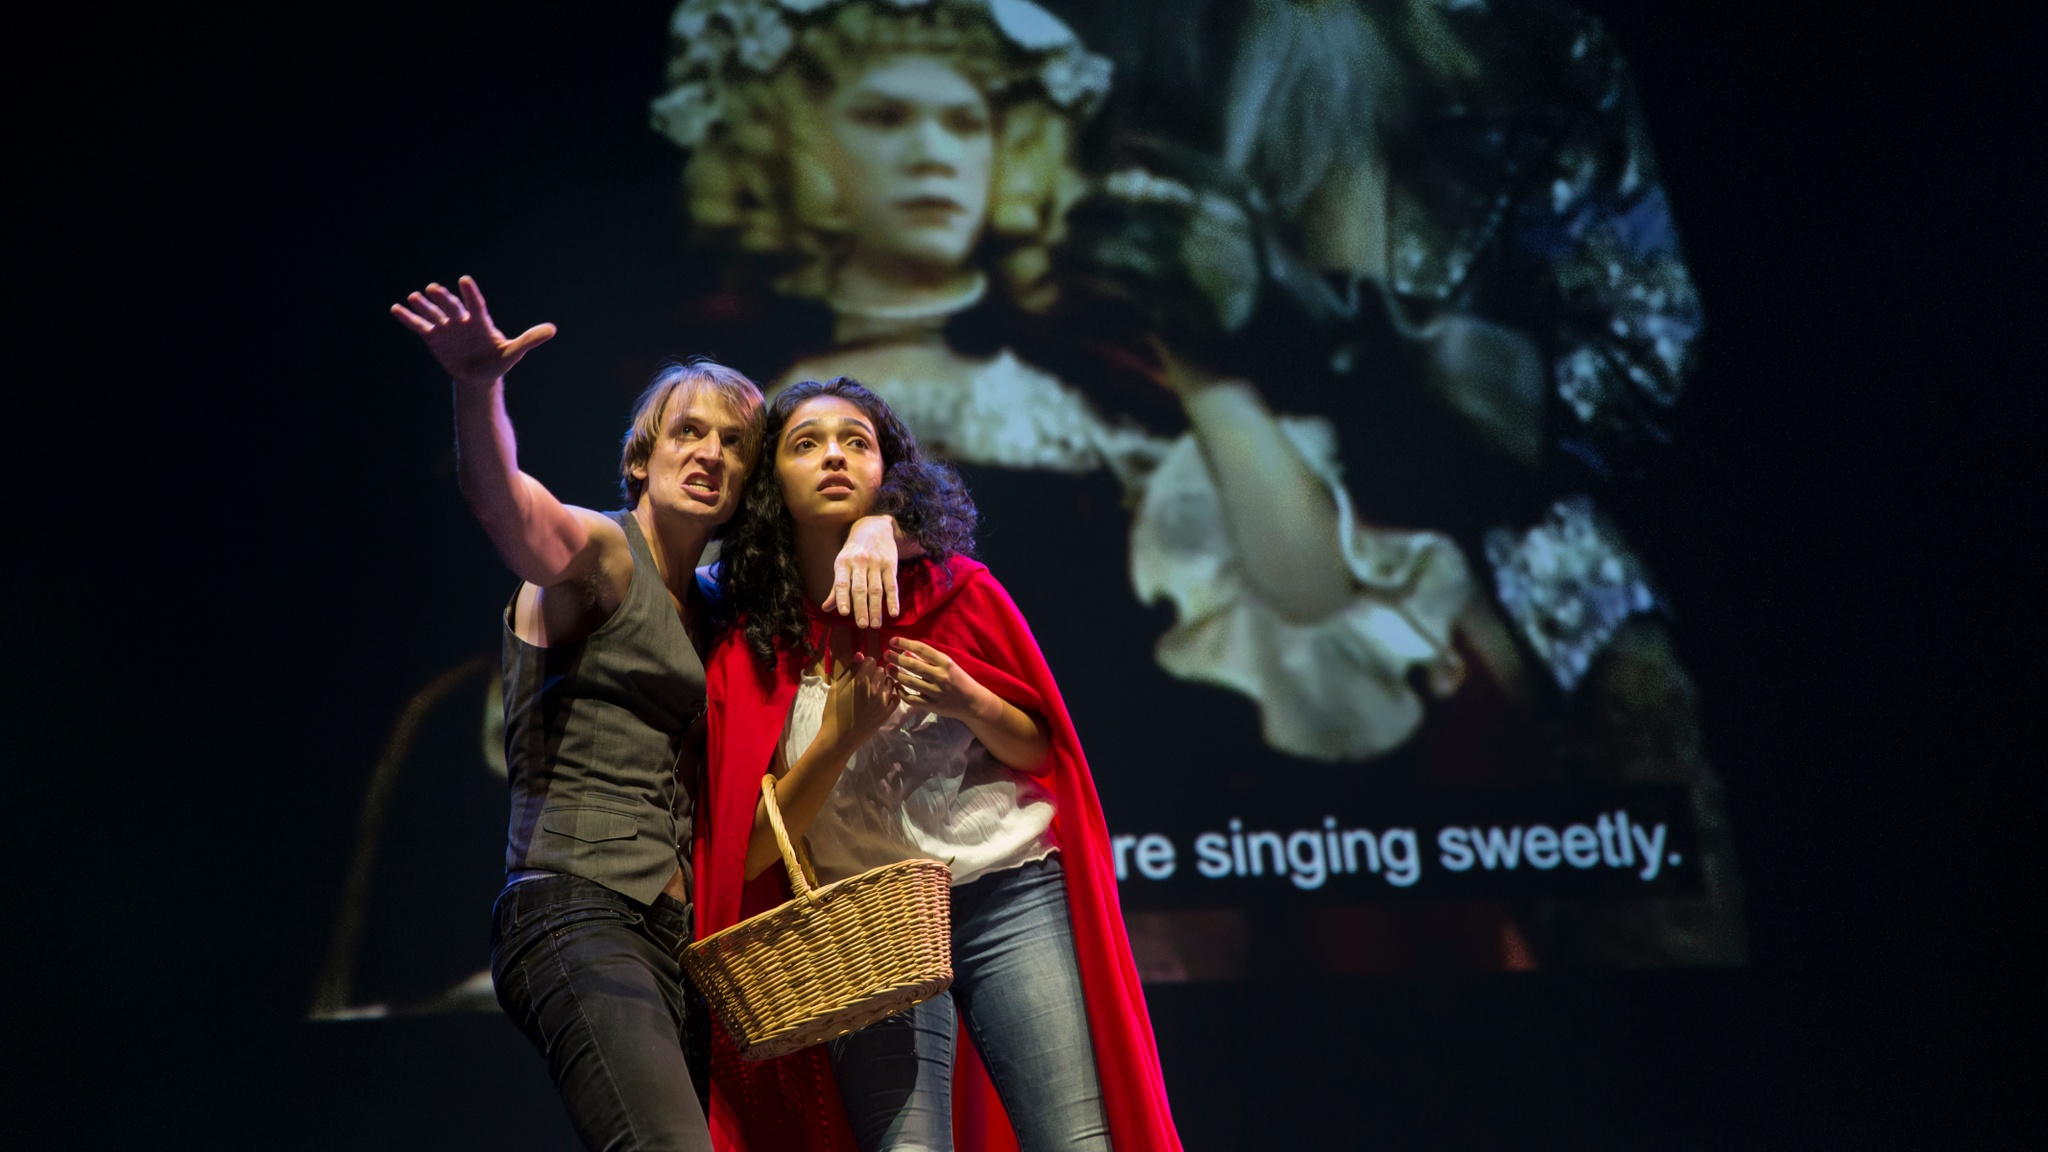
[390,275,556,387]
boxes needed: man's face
[633,389,755,528]
[776,396,884,531]
[826,54,995,273]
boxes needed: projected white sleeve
[1129,416,1474,763]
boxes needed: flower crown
[650,0,1113,150]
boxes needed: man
[391,276,905,1149]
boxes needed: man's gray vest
[501,511,703,906]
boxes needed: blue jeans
[491,874,712,1152]
[828,854,1111,1152]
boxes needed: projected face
[824,55,994,276]
[777,396,885,530]
[632,389,755,528]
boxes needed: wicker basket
[682,775,953,1061]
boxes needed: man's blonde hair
[620,358,766,506]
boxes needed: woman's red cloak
[693,556,1182,1152]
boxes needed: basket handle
[759,774,813,899]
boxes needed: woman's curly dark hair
[720,377,977,666]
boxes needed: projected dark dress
[645,0,1741,973]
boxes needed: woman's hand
[818,651,900,749]
[826,516,902,627]
[390,275,556,389]
[888,638,1053,773]
[886,638,994,723]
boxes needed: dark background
[12,0,2031,1145]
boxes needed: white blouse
[781,671,1057,888]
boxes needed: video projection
[312,0,1743,1030]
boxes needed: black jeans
[491,874,711,1152]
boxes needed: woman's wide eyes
[787,432,869,452]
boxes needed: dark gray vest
[501,512,705,905]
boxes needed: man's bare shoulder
[514,508,637,647]
[565,505,628,544]
[561,507,634,596]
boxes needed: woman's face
[825,54,994,273]
[777,396,886,530]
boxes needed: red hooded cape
[694,556,1182,1152]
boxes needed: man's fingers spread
[507,323,557,357]
[409,292,450,325]
[390,304,435,334]
[885,570,901,618]
[425,283,469,321]
[458,275,489,323]
[425,281,464,310]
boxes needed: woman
[693,377,1180,1152]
